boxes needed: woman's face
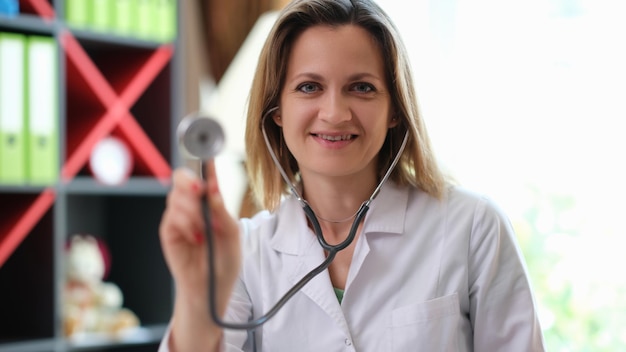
[277,24,396,182]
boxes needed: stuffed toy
[63,234,140,338]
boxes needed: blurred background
[189,0,626,351]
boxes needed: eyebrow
[289,72,383,82]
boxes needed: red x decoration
[0,0,174,268]
[17,0,54,19]
[61,31,173,181]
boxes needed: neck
[301,173,377,225]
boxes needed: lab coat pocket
[390,293,461,351]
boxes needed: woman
[159,0,545,350]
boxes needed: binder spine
[0,32,27,184]
[26,36,58,185]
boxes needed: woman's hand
[159,161,241,350]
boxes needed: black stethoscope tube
[202,107,408,331]
[202,179,370,330]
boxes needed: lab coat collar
[268,181,409,338]
[270,181,408,256]
[362,181,407,235]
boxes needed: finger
[160,209,200,247]
[202,160,222,218]
[204,160,219,192]
[163,188,206,245]
[203,160,224,223]
[172,167,205,195]
[203,161,239,238]
[159,207,191,246]
[169,167,207,240]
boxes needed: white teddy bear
[63,234,140,338]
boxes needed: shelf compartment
[65,194,173,329]
[61,31,173,182]
[0,208,55,342]
[18,0,55,20]
[0,189,55,268]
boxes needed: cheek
[360,107,393,133]
[278,104,314,133]
[281,123,303,152]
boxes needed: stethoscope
[177,107,408,331]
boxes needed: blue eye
[352,82,375,93]
[297,83,319,93]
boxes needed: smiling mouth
[315,134,355,141]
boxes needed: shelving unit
[0,1,182,351]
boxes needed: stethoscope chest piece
[177,114,225,160]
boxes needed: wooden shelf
[0,324,167,351]
[62,177,170,196]
[0,13,54,34]
[0,1,180,350]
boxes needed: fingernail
[209,181,219,195]
[210,218,222,233]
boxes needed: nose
[318,88,351,124]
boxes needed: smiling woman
[158,1,545,351]
[178,0,626,350]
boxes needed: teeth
[318,134,353,141]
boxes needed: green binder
[0,32,27,184]
[154,0,177,42]
[136,0,155,39]
[112,0,138,35]
[65,0,91,28]
[92,0,114,32]
[26,36,58,185]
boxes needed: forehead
[286,24,385,77]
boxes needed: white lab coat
[160,182,545,351]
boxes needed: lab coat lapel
[345,182,407,290]
[345,229,370,291]
[289,239,352,336]
[271,196,352,337]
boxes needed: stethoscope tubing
[203,184,370,330]
[203,107,408,330]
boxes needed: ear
[389,115,400,128]
[272,110,283,126]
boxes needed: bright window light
[377,0,626,350]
